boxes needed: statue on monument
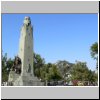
[12,56,22,74]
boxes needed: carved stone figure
[12,56,22,74]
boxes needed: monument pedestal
[8,71,44,86]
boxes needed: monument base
[8,71,44,86]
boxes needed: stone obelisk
[18,17,33,76]
[8,17,44,86]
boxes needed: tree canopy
[70,61,97,83]
[90,42,98,70]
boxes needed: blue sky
[2,14,98,71]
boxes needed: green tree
[2,53,8,82]
[70,61,98,84]
[40,66,47,81]
[88,70,98,83]
[34,53,45,78]
[90,42,98,70]
[71,61,89,81]
[47,64,62,81]
[6,58,13,73]
[2,53,13,82]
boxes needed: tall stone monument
[8,17,44,86]
[18,16,33,76]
